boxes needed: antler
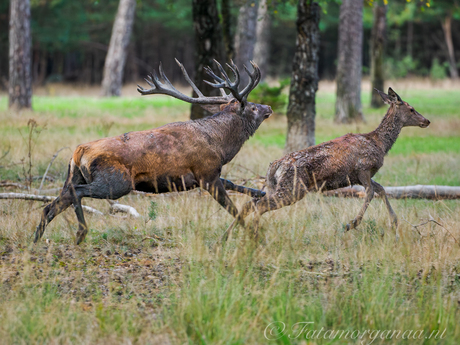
[204,60,261,103]
[137,59,261,105]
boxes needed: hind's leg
[34,191,74,243]
[230,187,305,240]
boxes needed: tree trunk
[323,185,460,200]
[407,20,413,58]
[335,0,364,123]
[221,0,235,63]
[190,0,224,120]
[284,1,320,154]
[101,0,136,97]
[441,13,459,80]
[253,0,270,80]
[8,0,32,110]
[370,3,386,108]
[235,0,259,85]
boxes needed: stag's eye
[410,109,414,113]
[252,106,256,111]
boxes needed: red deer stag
[226,88,430,239]
[35,60,272,244]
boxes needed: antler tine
[214,59,234,87]
[174,59,205,97]
[209,59,242,101]
[203,66,227,96]
[250,61,261,87]
[204,66,225,84]
[239,62,261,101]
[226,60,240,86]
[204,65,241,99]
[159,62,176,90]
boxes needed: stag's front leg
[220,178,266,198]
[345,172,374,231]
[371,180,398,236]
[206,178,245,227]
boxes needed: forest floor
[0,81,459,344]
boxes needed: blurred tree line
[1,0,459,90]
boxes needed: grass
[0,83,460,344]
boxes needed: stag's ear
[388,87,403,105]
[374,88,392,105]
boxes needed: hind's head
[375,88,430,128]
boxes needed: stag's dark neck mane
[370,104,404,154]
[191,110,259,164]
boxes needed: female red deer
[226,88,430,239]
[35,60,272,244]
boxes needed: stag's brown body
[35,60,272,244]
[230,88,430,238]
[71,102,262,195]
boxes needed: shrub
[430,58,448,80]
[249,78,289,114]
[385,55,420,78]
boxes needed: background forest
[0,0,459,87]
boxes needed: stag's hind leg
[34,163,86,243]
[71,172,133,244]
[34,190,74,243]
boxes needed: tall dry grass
[0,83,459,344]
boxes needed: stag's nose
[265,106,273,118]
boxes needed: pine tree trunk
[221,0,235,63]
[370,3,386,108]
[235,0,259,86]
[101,0,136,97]
[441,13,459,80]
[8,0,32,110]
[335,0,363,123]
[253,0,270,80]
[285,1,320,154]
[190,0,224,120]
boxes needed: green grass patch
[0,95,188,118]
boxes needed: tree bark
[221,0,235,63]
[253,0,270,80]
[235,0,259,86]
[335,0,364,123]
[101,0,136,97]
[370,3,386,108]
[441,13,459,80]
[284,1,320,154]
[190,0,224,119]
[8,0,32,110]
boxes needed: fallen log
[323,185,460,200]
[0,193,139,217]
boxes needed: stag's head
[376,87,430,128]
[137,59,272,126]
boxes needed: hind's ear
[388,87,403,105]
[374,88,391,105]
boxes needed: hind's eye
[252,107,256,111]
[410,109,414,113]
